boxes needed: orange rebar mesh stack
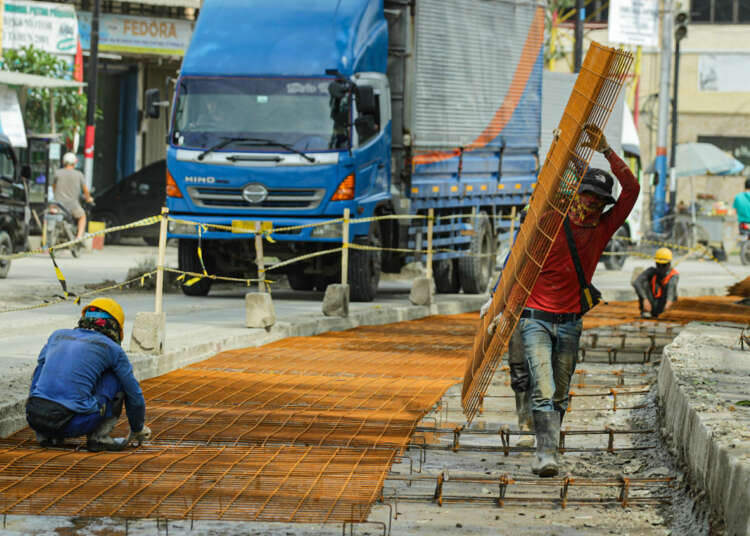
[461,43,633,422]
[0,314,476,523]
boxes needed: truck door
[352,74,391,207]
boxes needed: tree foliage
[0,45,87,143]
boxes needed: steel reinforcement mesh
[461,43,633,422]
[0,314,475,523]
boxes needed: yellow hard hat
[82,297,125,339]
[654,247,673,264]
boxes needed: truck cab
[0,133,28,278]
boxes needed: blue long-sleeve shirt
[29,328,145,432]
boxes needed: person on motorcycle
[52,152,93,240]
[632,248,679,319]
[733,178,750,229]
[25,298,151,451]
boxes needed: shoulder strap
[562,217,588,290]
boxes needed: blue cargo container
[156,0,544,300]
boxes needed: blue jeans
[61,372,123,438]
[519,316,582,413]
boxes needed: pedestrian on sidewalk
[486,125,639,477]
[633,248,679,319]
[25,298,151,451]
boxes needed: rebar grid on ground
[462,44,634,422]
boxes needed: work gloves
[480,296,503,336]
[582,124,610,154]
[129,424,152,446]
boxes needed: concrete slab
[658,322,750,536]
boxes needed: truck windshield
[172,77,349,152]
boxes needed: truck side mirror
[356,86,376,116]
[145,88,162,119]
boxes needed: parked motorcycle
[44,201,86,257]
[740,222,750,266]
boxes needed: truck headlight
[168,221,199,235]
[311,221,343,238]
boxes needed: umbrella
[647,142,745,177]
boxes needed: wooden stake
[255,222,266,293]
[341,208,350,286]
[154,206,169,314]
[426,208,434,279]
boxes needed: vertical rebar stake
[341,208,350,286]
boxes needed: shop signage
[608,0,658,48]
[1,0,78,55]
[78,12,193,56]
[0,85,27,148]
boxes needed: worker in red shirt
[491,126,639,477]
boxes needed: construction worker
[25,298,151,451]
[52,152,93,240]
[486,124,639,477]
[633,248,679,318]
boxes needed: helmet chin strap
[568,195,602,227]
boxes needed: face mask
[569,194,603,227]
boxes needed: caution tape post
[410,208,436,306]
[246,220,276,329]
[128,207,168,356]
[322,208,350,317]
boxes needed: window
[692,0,750,23]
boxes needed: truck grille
[187,186,325,211]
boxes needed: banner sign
[0,85,26,148]
[698,54,750,92]
[2,0,77,55]
[608,0,658,47]
[78,12,193,56]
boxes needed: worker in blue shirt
[26,298,151,451]
[733,178,750,225]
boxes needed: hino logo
[242,183,268,204]
[185,176,216,184]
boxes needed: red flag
[74,39,83,94]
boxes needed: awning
[0,71,86,89]
[127,0,200,7]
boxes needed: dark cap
[579,168,616,205]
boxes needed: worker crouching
[633,248,679,318]
[25,298,151,451]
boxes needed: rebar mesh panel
[462,43,633,422]
[0,314,476,522]
[0,444,392,523]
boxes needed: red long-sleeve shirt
[525,151,639,313]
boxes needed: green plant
[0,45,90,143]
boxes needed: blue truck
[150,0,544,301]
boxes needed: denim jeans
[61,372,124,438]
[518,316,582,412]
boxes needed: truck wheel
[288,270,315,291]
[0,231,11,278]
[434,258,460,293]
[178,239,212,296]
[458,212,493,294]
[741,241,750,266]
[603,227,629,270]
[349,222,382,302]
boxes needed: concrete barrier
[322,284,349,317]
[658,323,750,536]
[129,312,166,355]
[409,277,435,306]
[245,292,276,329]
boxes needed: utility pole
[668,10,689,211]
[652,0,674,233]
[574,0,584,72]
[83,0,100,190]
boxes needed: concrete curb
[0,295,486,439]
[658,324,750,536]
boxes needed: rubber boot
[531,411,560,477]
[86,417,128,452]
[515,391,535,448]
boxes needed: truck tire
[434,258,460,293]
[458,212,493,294]
[288,270,315,291]
[178,239,212,296]
[603,227,629,270]
[0,230,11,278]
[349,221,381,302]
